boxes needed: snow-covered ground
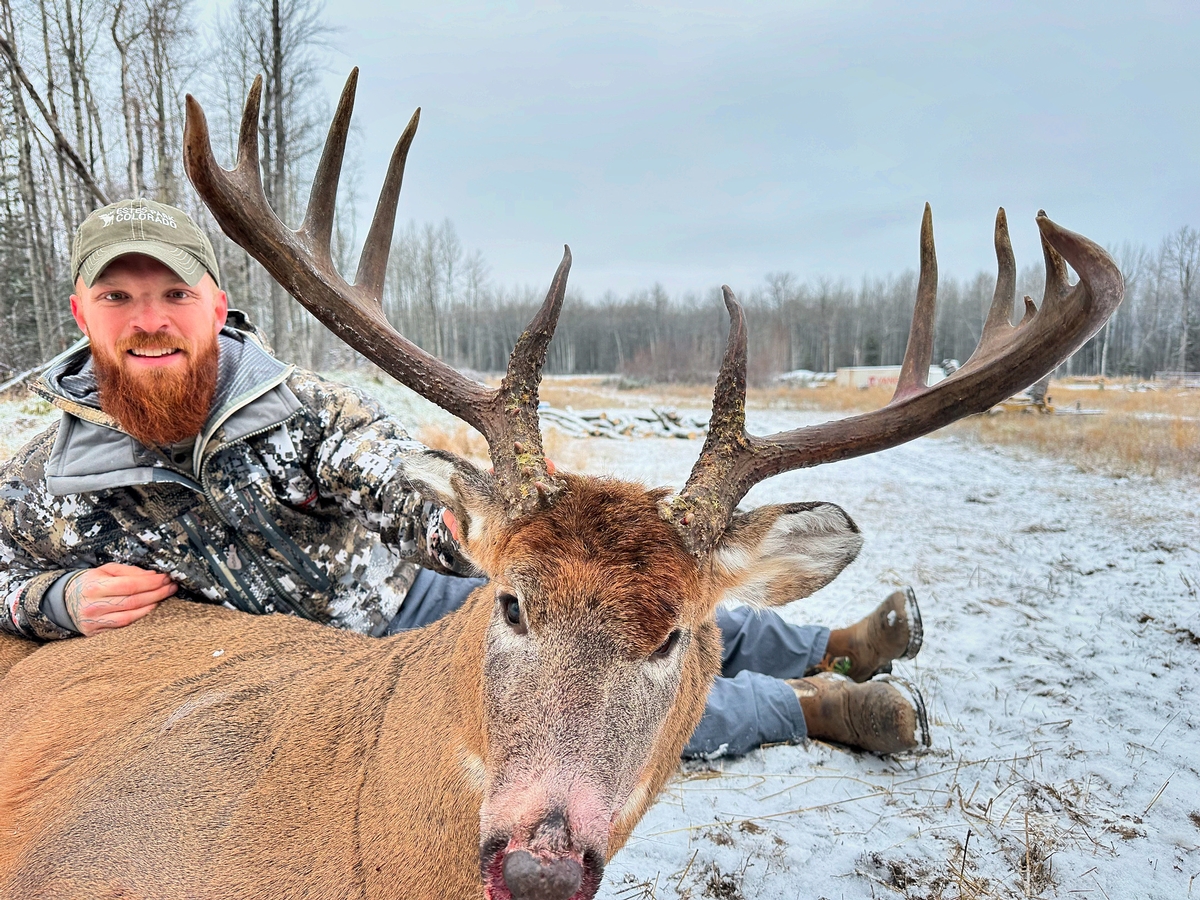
[579,410,1200,900]
[2,386,1197,899]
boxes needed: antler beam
[184,69,564,515]
[666,205,1124,557]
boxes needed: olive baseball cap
[71,198,221,288]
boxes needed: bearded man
[0,199,928,757]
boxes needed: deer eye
[498,592,525,633]
[649,629,682,662]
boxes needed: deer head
[184,69,1123,900]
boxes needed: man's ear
[70,293,88,336]
[214,288,229,332]
[710,502,863,608]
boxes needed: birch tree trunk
[111,0,144,197]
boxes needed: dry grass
[417,423,490,464]
[417,422,593,473]
[536,376,722,411]
[429,376,1200,482]
[756,383,892,413]
[536,374,890,414]
[947,381,1200,481]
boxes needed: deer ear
[400,450,507,557]
[710,502,862,608]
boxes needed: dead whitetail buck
[0,69,1122,900]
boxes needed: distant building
[835,365,947,389]
[774,369,836,386]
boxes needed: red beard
[91,331,219,448]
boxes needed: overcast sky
[215,1,1200,297]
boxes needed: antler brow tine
[893,203,937,402]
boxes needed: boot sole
[878,674,932,748]
[900,586,923,660]
[866,587,923,679]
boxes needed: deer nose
[502,850,582,900]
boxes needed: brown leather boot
[789,672,930,754]
[817,587,923,682]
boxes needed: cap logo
[103,206,178,228]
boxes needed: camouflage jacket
[0,321,469,641]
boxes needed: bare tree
[228,0,329,362]
[139,0,194,203]
[0,0,1196,384]
[1165,226,1199,373]
[110,0,146,196]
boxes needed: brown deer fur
[0,475,860,899]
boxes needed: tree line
[2,0,1198,386]
[380,220,1200,384]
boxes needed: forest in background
[2,0,1198,386]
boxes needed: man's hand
[64,563,177,636]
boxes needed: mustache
[93,329,219,447]
[114,333,191,354]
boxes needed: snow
[3,391,1197,898]
[0,394,57,460]
[575,410,1200,900]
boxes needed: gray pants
[387,570,829,759]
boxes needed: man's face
[70,254,229,447]
[70,253,228,369]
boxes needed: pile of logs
[538,405,709,439]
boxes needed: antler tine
[664,287,750,552]
[1036,213,1123,319]
[186,72,582,518]
[487,246,573,512]
[236,76,264,179]
[184,89,270,243]
[958,208,1019,368]
[356,107,421,301]
[507,246,572,382]
[186,73,592,517]
[186,75,494,434]
[667,207,1124,559]
[981,208,1017,340]
[1018,294,1037,326]
[707,287,750,444]
[1038,209,1071,305]
[298,68,360,265]
[893,203,938,401]
[183,79,266,214]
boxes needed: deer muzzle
[502,851,582,900]
[480,807,605,900]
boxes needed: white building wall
[835,365,947,389]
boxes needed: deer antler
[183,69,565,515]
[666,204,1124,557]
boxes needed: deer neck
[356,589,491,899]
